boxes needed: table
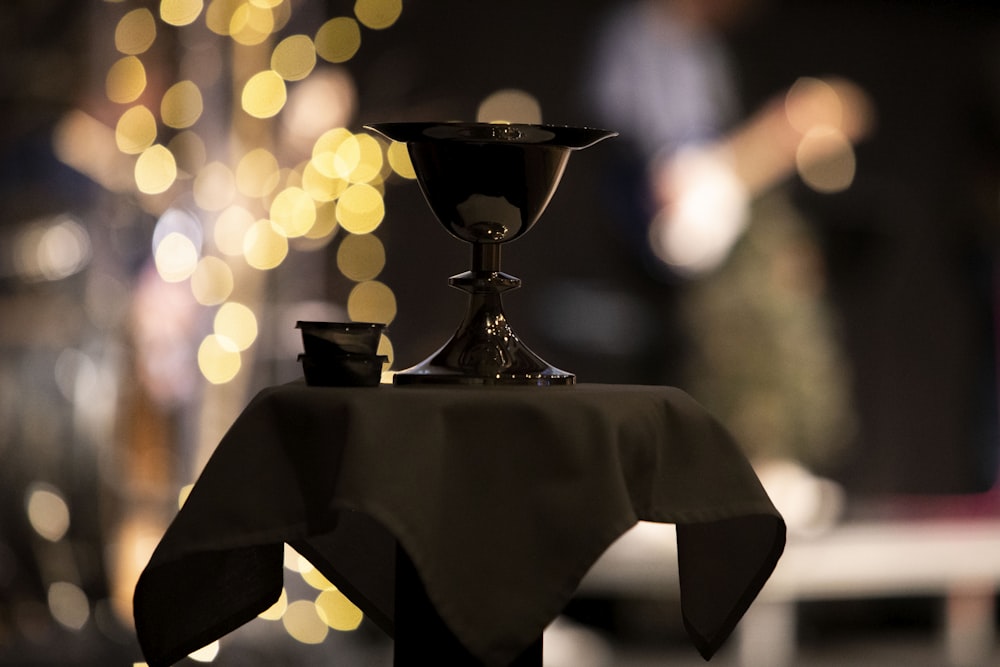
[133,382,785,666]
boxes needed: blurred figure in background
[585,0,1000,508]
[584,0,867,530]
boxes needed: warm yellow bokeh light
[135,144,178,195]
[270,186,316,238]
[337,232,385,281]
[477,88,543,125]
[377,334,394,366]
[315,17,361,63]
[315,588,364,631]
[115,105,157,154]
[115,8,157,55]
[300,564,333,591]
[154,231,199,282]
[354,0,402,30]
[193,161,236,211]
[205,0,241,35]
[306,201,339,240]
[190,255,234,305]
[214,301,258,350]
[311,128,359,180]
[168,130,208,178]
[250,0,283,8]
[236,148,281,198]
[272,34,317,81]
[347,280,396,324]
[230,2,275,45]
[282,600,328,645]
[301,161,348,202]
[106,56,147,104]
[258,588,288,621]
[346,133,383,183]
[336,183,384,234]
[284,544,307,572]
[161,80,204,129]
[160,0,204,26]
[243,219,289,269]
[214,205,255,256]
[242,70,287,119]
[386,141,415,179]
[198,334,241,384]
[187,641,219,663]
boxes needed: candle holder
[366,121,616,385]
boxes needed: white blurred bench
[581,518,1000,666]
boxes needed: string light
[93,0,406,389]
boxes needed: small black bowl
[296,321,385,356]
[299,353,387,387]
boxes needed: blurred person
[585,0,1000,503]
[732,0,1000,500]
[584,0,869,524]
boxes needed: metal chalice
[366,121,616,385]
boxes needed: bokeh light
[315,17,361,63]
[796,126,857,193]
[197,333,242,384]
[270,186,316,238]
[230,1,275,45]
[161,80,204,129]
[115,8,157,55]
[306,201,339,240]
[354,0,403,30]
[190,256,234,305]
[116,105,157,154]
[160,0,204,27]
[243,219,289,270]
[272,34,317,81]
[47,582,90,631]
[187,640,220,663]
[315,588,364,631]
[312,127,359,179]
[336,182,384,233]
[477,88,542,124]
[386,141,415,179]
[135,144,178,194]
[154,231,199,282]
[26,483,71,542]
[214,301,258,350]
[347,280,395,324]
[258,588,288,621]
[242,70,287,118]
[301,161,348,202]
[346,133,383,183]
[282,600,328,645]
[106,55,147,104]
[336,232,385,281]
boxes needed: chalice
[366,121,616,385]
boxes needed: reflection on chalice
[366,121,616,385]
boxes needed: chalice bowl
[366,121,616,385]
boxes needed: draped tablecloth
[133,382,785,666]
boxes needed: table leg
[394,544,543,666]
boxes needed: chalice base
[392,270,575,386]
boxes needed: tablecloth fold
[134,382,784,666]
